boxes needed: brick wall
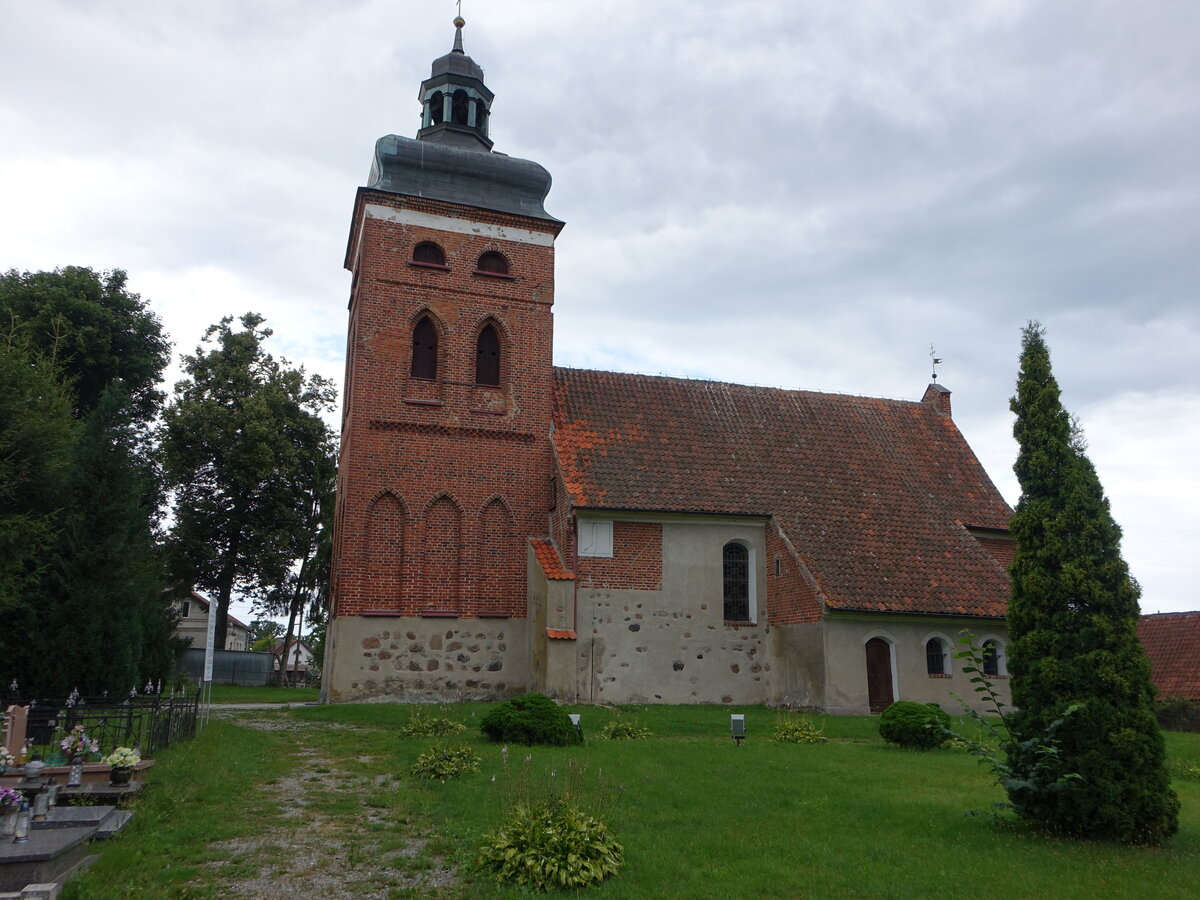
[331,189,563,620]
[766,520,822,625]
[974,534,1016,570]
[577,521,663,591]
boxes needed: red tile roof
[552,368,1013,617]
[1138,612,1200,700]
[530,538,574,580]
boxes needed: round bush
[878,701,950,750]
[480,692,582,746]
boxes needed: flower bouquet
[102,746,141,786]
[0,746,14,774]
[0,787,21,836]
[60,725,100,761]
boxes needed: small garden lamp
[730,714,745,747]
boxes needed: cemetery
[1,688,196,898]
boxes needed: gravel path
[203,708,460,899]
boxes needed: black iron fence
[20,689,202,761]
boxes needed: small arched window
[430,91,444,125]
[982,639,1003,677]
[451,89,470,126]
[722,542,750,621]
[475,324,501,386]
[476,251,509,275]
[411,316,438,380]
[412,241,446,266]
[926,638,948,675]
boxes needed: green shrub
[599,720,651,740]
[410,744,480,782]
[400,710,466,737]
[480,693,582,746]
[1155,698,1200,733]
[476,797,623,891]
[773,716,829,744]
[878,701,950,750]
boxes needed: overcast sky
[3,1,1197,623]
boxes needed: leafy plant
[878,702,950,750]
[410,744,480,783]
[476,796,623,891]
[479,692,582,746]
[599,720,651,740]
[400,709,466,737]
[949,632,1084,821]
[773,715,829,744]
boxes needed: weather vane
[930,344,943,382]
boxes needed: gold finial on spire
[455,0,464,28]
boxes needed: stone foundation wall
[325,616,529,702]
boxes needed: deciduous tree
[162,313,336,650]
[1007,321,1178,843]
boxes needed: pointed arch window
[475,324,501,386]
[411,316,438,380]
[723,542,750,622]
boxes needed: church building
[323,19,1014,713]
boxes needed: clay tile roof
[530,538,574,580]
[552,368,1013,618]
[1138,612,1200,700]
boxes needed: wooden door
[865,638,894,713]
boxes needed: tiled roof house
[323,19,1016,712]
[1138,612,1200,700]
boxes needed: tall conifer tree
[1007,321,1177,843]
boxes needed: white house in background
[273,639,315,685]
[171,590,250,652]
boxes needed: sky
[2,1,1198,623]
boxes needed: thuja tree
[1006,321,1178,843]
[0,268,175,697]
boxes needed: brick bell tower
[323,17,564,702]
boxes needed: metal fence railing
[17,689,203,761]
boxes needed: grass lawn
[62,703,1200,899]
[205,684,321,704]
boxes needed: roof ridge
[552,365,931,408]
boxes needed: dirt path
[203,708,459,899]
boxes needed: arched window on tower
[429,91,445,125]
[412,241,446,267]
[411,316,438,380]
[476,251,509,276]
[475,324,501,386]
[451,89,470,126]
[723,542,750,622]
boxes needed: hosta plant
[410,744,480,783]
[599,720,651,740]
[400,710,466,737]
[476,797,623,891]
[773,716,829,744]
